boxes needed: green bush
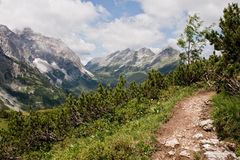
[213,93,240,141]
[43,86,195,160]
[114,99,149,123]
[0,67,198,160]
[143,69,167,99]
[172,61,207,86]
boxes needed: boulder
[168,150,175,156]
[204,150,237,160]
[193,133,204,140]
[199,119,214,131]
[165,138,180,148]
[180,150,191,158]
[200,139,219,145]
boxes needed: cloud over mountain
[0,0,238,59]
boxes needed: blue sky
[0,0,238,64]
[90,0,142,19]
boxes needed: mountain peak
[22,27,34,34]
[16,27,86,69]
[139,47,150,52]
[138,48,155,55]
[122,48,132,53]
[160,47,179,56]
[0,24,10,31]
[0,24,13,35]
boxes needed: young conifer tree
[177,14,208,64]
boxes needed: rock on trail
[152,91,239,160]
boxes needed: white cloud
[138,0,182,21]
[138,0,238,22]
[86,0,238,55]
[0,0,238,60]
[85,14,163,53]
[63,35,96,54]
[132,0,238,56]
[0,0,107,55]
[81,56,94,65]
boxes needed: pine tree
[143,70,166,99]
[207,3,240,64]
[207,3,240,94]
[114,75,128,105]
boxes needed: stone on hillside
[200,139,219,145]
[199,119,214,131]
[168,150,175,156]
[199,119,213,126]
[209,139,220,145]
[204,150,237,160]
[180,150,191,158]
[165,138,180,148]
[193,133,204,140]
[202,144,216,151]
[176,134,183,138]
[203,124,214,131]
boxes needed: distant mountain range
[0,24,180,111]
[0,25,97,110]
[86,47,180,85]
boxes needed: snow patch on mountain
[114,64,125,72]
[150,47,162,54]
[80,67,95,78]
[33,58,71,81]
[33,58,50,73]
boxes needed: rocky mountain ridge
[86,47,180,84]
[0,24,97,110]
[0,25,97,91]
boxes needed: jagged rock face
[148,47,180,69]
[0,47,66,110]
[18,28,84,69]
[0,25,96,91]
[0,48,23,111]
[0,25,25,61]
[86,47,180,85]
[86,47,179,72]
[0,47,14,83]
[0,24,98,110]
[86,48,156,71]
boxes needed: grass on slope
[40,86,197,160]
[213,93,240,156]
[0,109,10,130]
[0,118,8,130]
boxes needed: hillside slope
[0,47,65,111]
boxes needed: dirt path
[152,91,239,160]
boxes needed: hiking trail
[152,91,239,160]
